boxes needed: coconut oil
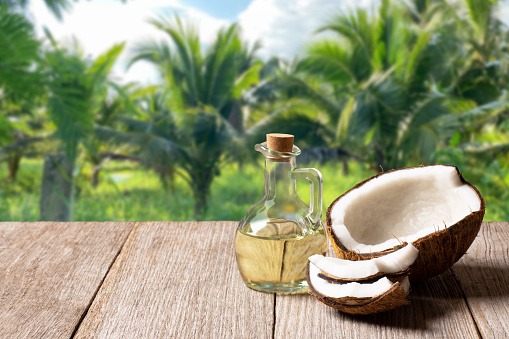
[235,134,326,294]
[235,219,327,294]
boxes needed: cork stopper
[267,133,294,152]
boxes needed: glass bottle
[235,133,327,294]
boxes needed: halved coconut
[326,165,485,281]
[309,243,418,283]
[307,263,411,315]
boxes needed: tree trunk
[227,100,244,133]
[158,167,176,194]
[168,167,175,195]
[7,151,21,181]
[194,198,204,221]
[158,168,169,191]
[227,102,245,172]
[341,158,349,176]
[91,165,101,188]
[39,154,75,221]
[193,185,210,221]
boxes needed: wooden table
[0,221,507,338]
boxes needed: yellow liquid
[235,220,327,294]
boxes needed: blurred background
[0,0,508,222]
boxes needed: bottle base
[243,280,310,294]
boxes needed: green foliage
[1,0,71,20]
[130,17,260,116]
[0,6,47,182]
[0,5,40,102]
[1,159,506,222]
[101,92,234,218]
[43,39,125,161]
[44,47,92,161]
[126,15,265,218]
[292,0,509,171]
[1,0,129,20]
[1,0,508,223]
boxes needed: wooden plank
[74,221,274,338]
[275,243,480,338]
[451,221,509,338]
[0,221,134,339]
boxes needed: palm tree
[44,37,124,161]
[403,0,509,158]
[39,35,124,220]
[406,0,508,104]
[125,16,263,218]
[130,17,261,116]
[95,88,233,219]
[291,0,498,171]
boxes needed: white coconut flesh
[309,244,418,280]
[308,264,410,298]
[330,166,481,253]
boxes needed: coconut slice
[309,243,418,283]
[307,263,410,314]
[326,165,485,281]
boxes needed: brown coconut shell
[307,264,410,315]
[318,268,411,285]
[325,165,486,282]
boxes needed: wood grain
[74,221,274,339]
[2,220,507,338]
[451,221,509,338]
[275,242,480,338]
[0,221,134,339]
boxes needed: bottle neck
[264,157,297,199]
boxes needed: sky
[29,0,509,85]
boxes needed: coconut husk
[325,165,486,281]
[307,265,410,315]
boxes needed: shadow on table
[329,271,472,330]
[330,263,509,331]
[451,262,509,297]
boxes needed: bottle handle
[292,168,323,228]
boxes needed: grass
[0,158,507,222]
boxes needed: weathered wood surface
[452,222,509,338]
[0,221,134,339]
[1,221,508,339]
[275,249,479,338]
[74,221,274,339]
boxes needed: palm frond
[247,112,332,148]
[302,40,357,84]
[0,136,47,154]
[44,36,123,161]
[463,0,492,36]
[281,74,341,122]
[128,39,172,71]
[203,24,243,109]
[94,125,182,167]
[150,15,202,105]
[0,5,41,102]
[319,8,376,70]
[88,43,125,84]
[232,60,263,99]
[42,0,72,21]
